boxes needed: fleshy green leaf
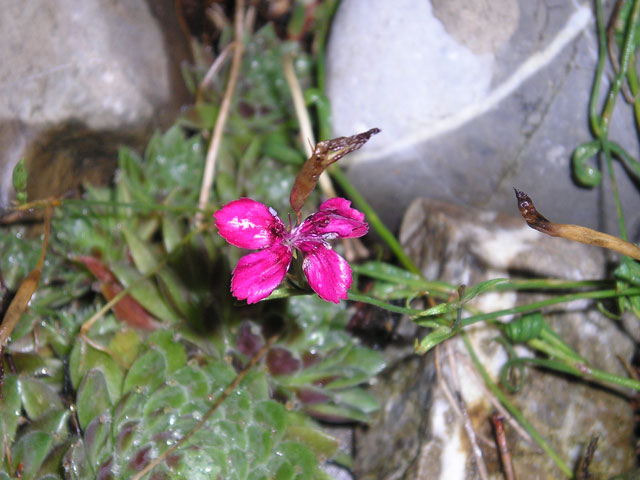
[77,369,113,430]
[110,263,181,324]
[162,214,184,254]
[415,326,455,354]
[122,348,167,394]
[284,425,338,460]
[69,340,124,403]
[83,413,113,471]
[17,376,64,420]
[331,388,379,414]
[11,431,53,480]
[12,157,28,204]
[147,330,188,374]
[0,375,22,461]
[108,328,142,368]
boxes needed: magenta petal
[231,244,292,304]
[298,198,368,239]
[300,242,352,303]
[318,198,365,222]
[214,198,286,249]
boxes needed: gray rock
[0,0,190,209]
[327,0,640,238]
[353,198,636,479]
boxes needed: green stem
[352,286,640,325]
[597,0,640,241]
[348,292,423,315]
[459,288,640,327]
[626,51,640,128]
[494,278,611,291]
[539,325,585,362]
[602,139,628,240]
[589,0,607,136]
[503,355,640,392]
[528,338,583,365]
[609,140,640,180]
[330,167,422,275]
[352,264,454,294]
[583,363,640,390]
[462,334,573,477]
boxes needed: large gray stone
[0,0,190,210]
[327,0,640,239]
[353,198,636,479]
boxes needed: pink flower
[214,197,368,304]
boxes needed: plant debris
[514,188,640,260]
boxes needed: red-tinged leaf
[77,255,118,283]
[290,128,380,217]
[295,388,330,404]
[266,347,301,375]
[77,256,161,330]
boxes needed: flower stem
[459,287,640,327]
[329,167,421,275]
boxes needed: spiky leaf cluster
[1,18,384,479]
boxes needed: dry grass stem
[281,52,337,199]
[196,42,234,104]
[196,0,247,226]
[491,413,516,480]
[0,202,53,348]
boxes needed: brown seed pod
[290,128,380,218]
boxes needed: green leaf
[332,388,379,414]
[83,414,113,471]
[415,326,455,354]
[252,400,288,437]
[143,384,187,415]
[121,224,161,275]
[21,408,69,441]
[415,278,507,318]
[354,261,427,289]
[17,377,64,420]
[62,438,93,480]
[111,391,144,438]
[173,365,210,398]
[77,369,113,430]
[240,370,270,401]
[12,157,28,204]
[204,361,238,391]
[122,349,167,395]
[147,330,188,374]
[162,214,183,254]
[271,441,318,477]
[11,431,53,480]
[110,263,181,324]
[35,438,76,478]
[341,347,386,376]
[284,425,338,461]
[246,425,273,465]
[461,278,508,302]
[108,328,142,368]
[0,375,22,461]
[305,402,370,423]
[69,340,124,403]
[615,259,640,285]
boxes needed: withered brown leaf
[290,128,380,218]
